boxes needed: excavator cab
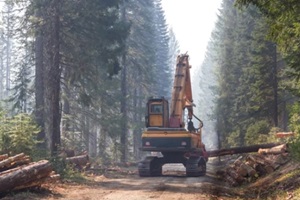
[145,97,169,128]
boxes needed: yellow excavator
[138,53,208,177]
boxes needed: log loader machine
[138,54,208,177]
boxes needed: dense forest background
[198,0,300,155]
[0,0,178,162]
[0,0,300,163]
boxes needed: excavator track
[138,156,163,177]
[185,156,206,177]
[138,155,206,177]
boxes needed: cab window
[150,105,162,114]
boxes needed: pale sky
[161,0,222,74]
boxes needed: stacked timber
[0,153,59,193]
[217,144,290,187]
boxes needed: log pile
[217,144,290,187]
[0,153,59,193]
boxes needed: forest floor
[1,157,300,200]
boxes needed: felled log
[237,163,256,177]
[226,166,245,184]
[258,144,288,155]
[233,157,243,167]
[207,143,281,157]
[0,156,31,176]
[258,153,290,171]
[0,154,8,161]
[224,174,238,187]
[0,160,53,193]
[66,154,89,170]
[12,173,60,191]
[0,153,27,171]
[59,149,75,158]
[276,132,294,138]
[247,154,275,174]
[247,154,271,166]
[269,153,290,165]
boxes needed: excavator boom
[169,54,194,128]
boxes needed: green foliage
[50,156,86,182]
[226,130,241,147]
[235,0,300,77]
[288,102,300,134]
[245,120,270,145]
[288,102,300,161]
[1,0,176,162]
[9,62,33,113]
[289,137,300,162]
[0,112,41,155]
[209,1,286,148]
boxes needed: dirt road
[41,163,237,200]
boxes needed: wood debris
[0,153,59,193]
[217,144,290,187]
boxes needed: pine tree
[209,0,285,147]
[152,0,172,99]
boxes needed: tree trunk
[12,174,59,191]
[258,144,288,155]
[98,103,107,160]
[0,154,8,161]
[120,0,128,162]
[207,143,281,157]
[0,153,26,171]
[61,68,71,137]
[133,87,138,158]
[5,4,11,97]
[89,126,97,158]
[66,154,89,169]
[0,55,3,100]
[272,43,278,127]
[34,5,46,149]
[0,160,52,193]
[83,113,90,154]
[44,0,61,155]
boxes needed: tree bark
[5,4,11,96]
[258,144,288,155]
[44,0,61,155]
[207,143,281,157]
[272,43,278,126]
[66,154,89,169]
[34,3,46,149]
[0,153,26,171]
[0,160,52,193]
[61,68,71,139]
[13,173,60,191]
[0,154,8,161]
[276,132,294,138]
[120,0,128,162]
